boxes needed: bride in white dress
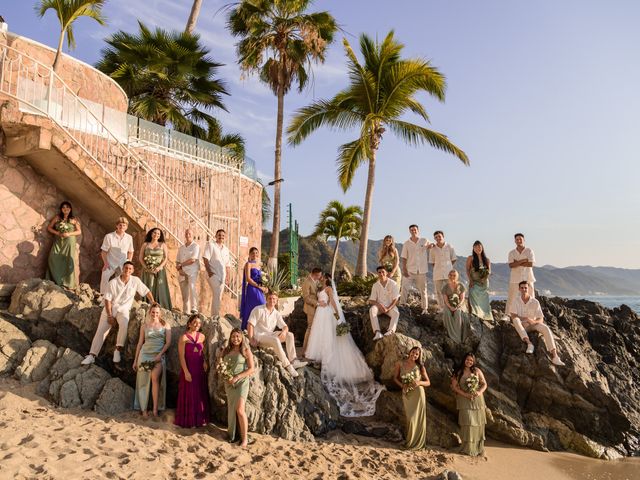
[305,275,384,417]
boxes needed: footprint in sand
[18,434,35,445]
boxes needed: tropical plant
[204,117,246,160]
[262,264,290,293]
[227,0,337,272]
[312,200,362,278]
[185,0,203,34]
[288,31,469,276]
[257,179,272,225]
[96,22,228,137]
[36,0,107,70]
[336,275,377,297]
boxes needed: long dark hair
[453,352,477,382]
[472,241,489,271]
[324,273,332,287]
[58,201,74,221]
[144,228,165,243]
[222,328,244,356]
[408,346,423,368]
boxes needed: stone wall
[0,152,106,286]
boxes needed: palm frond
[336,138,369,191]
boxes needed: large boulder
[95,378,135,415]
[15,339,59,383]
[0,318,31,374]
[365,333,421,388]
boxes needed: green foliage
[263,262,290,293]
[336,275,377,297]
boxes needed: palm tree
[288,31,469,276]
[312,200,362,278]
[185,0,204,34]
[96,22,228,136]
[227,0,337,272]
[36,0,106,70]
[204,117,246,160]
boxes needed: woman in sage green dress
[451,353,487,456]
[218,328,255,447]
[393,346,431,450]
[133,303,171,417]
[442,270,470,343]
[46,201,81,288]
[138,228,172,309]
[378,235,401,285]
[466,241,494,321]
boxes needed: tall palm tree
[185,0,204,34]
[36,0,106,70]
[227,0,337,272]
[312,200,362,278]
[288,31,469,276]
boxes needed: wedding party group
[43,202,566,454]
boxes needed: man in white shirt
[177,228,200,314]
[99,217,134,294]
[429,230,457,312]
[506,233,536,314]
[369,266,400,341]
[400,224,433,314]
[202,229,231,317]
[247,291,307,377]
[509,281,565,366]
[82,262,154,366]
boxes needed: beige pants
[401,273,428,310]
[99,265,121,294]
[506,283,535,315]
[208,274,224,317]
[302,309,315,353]
[179,274,198,313]
[89,308,129,355]
[256,332,296,367]
[434,279,448,310]
[511,317,556,353]
[369,306,400,333]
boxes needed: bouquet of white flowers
[449,293,460,308]
[144,255,161,271]
[477,266,490,279]
[465,373,480,394]
[138,360,158,372]
[400,368,420,394]
[216,357,236,388]
[336,323,351,336]
[56,221,74,234]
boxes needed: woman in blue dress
[240,247,267,330]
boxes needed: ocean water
[491,295,640,314]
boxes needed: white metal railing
[0,43,241,297]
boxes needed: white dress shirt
[369,279,400,308]
[202,241,231,282]
[248,305,287,336]
[511,295,544,319]
[430,243,457,281]
[101,231,134,269]
[104,275,150,314]
[177,242,200,277]
[401,238,430,274]
[508,247,536,284]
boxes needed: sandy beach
[1,377,638,480]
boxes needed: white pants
[179,273,198,313]
[400,273,428,310]
[506,283,535,315]
[369,306,400,333]
[511,316,557,353]
[89,308,129,355]
[434,279,448,310]
[208,274,224,317]
[256,332,296,367]
[100,265,121,294]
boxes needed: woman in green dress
[218,328,255,448]
[393,346,431,450]
[46,201,81,288]
[138,228,172,309]
[378,235,401,285]
[442,270,470,343]
[133,303,172,417]
[451,352,487,456]
[466,241,494,321]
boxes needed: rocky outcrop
[95,378,136,416]
[0,318,31,374]
[15,339,59,383]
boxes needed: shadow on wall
[0,238,48,284]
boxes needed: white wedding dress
[306,287,384,417]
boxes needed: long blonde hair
[146,303,166,326]
[379,235,398,261]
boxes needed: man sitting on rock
[369,266,400,341]
[509,281,565,366]
[82,261,154,366]
[247,290,307,377]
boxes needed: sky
[4,0,640,268]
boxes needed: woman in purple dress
[240,247,267,330]
[175,314,210,428]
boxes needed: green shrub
[336,275,377,297]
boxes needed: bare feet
[142,411,148,418]
[152,410,159,417]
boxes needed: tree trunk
[355,150,377,276]
[52,30,65,71]
[185,0,203,34]
[330,236,341,278]
[267,84,285,272]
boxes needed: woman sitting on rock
[450,352,487,456]
[175,314,210,428]
[218,328,255,447]
[393,346,431,450]
[133,303,171,417]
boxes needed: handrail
[0,43,240,297]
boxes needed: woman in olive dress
[442,270,470,343]
[451,352,487,456]
[133,303,171,417]
[378,235,401,285]
[46,201,81,288]
[393,346,431,450]
[466,241,494,321]
[218,328,255,447]
[138,228,172,309]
